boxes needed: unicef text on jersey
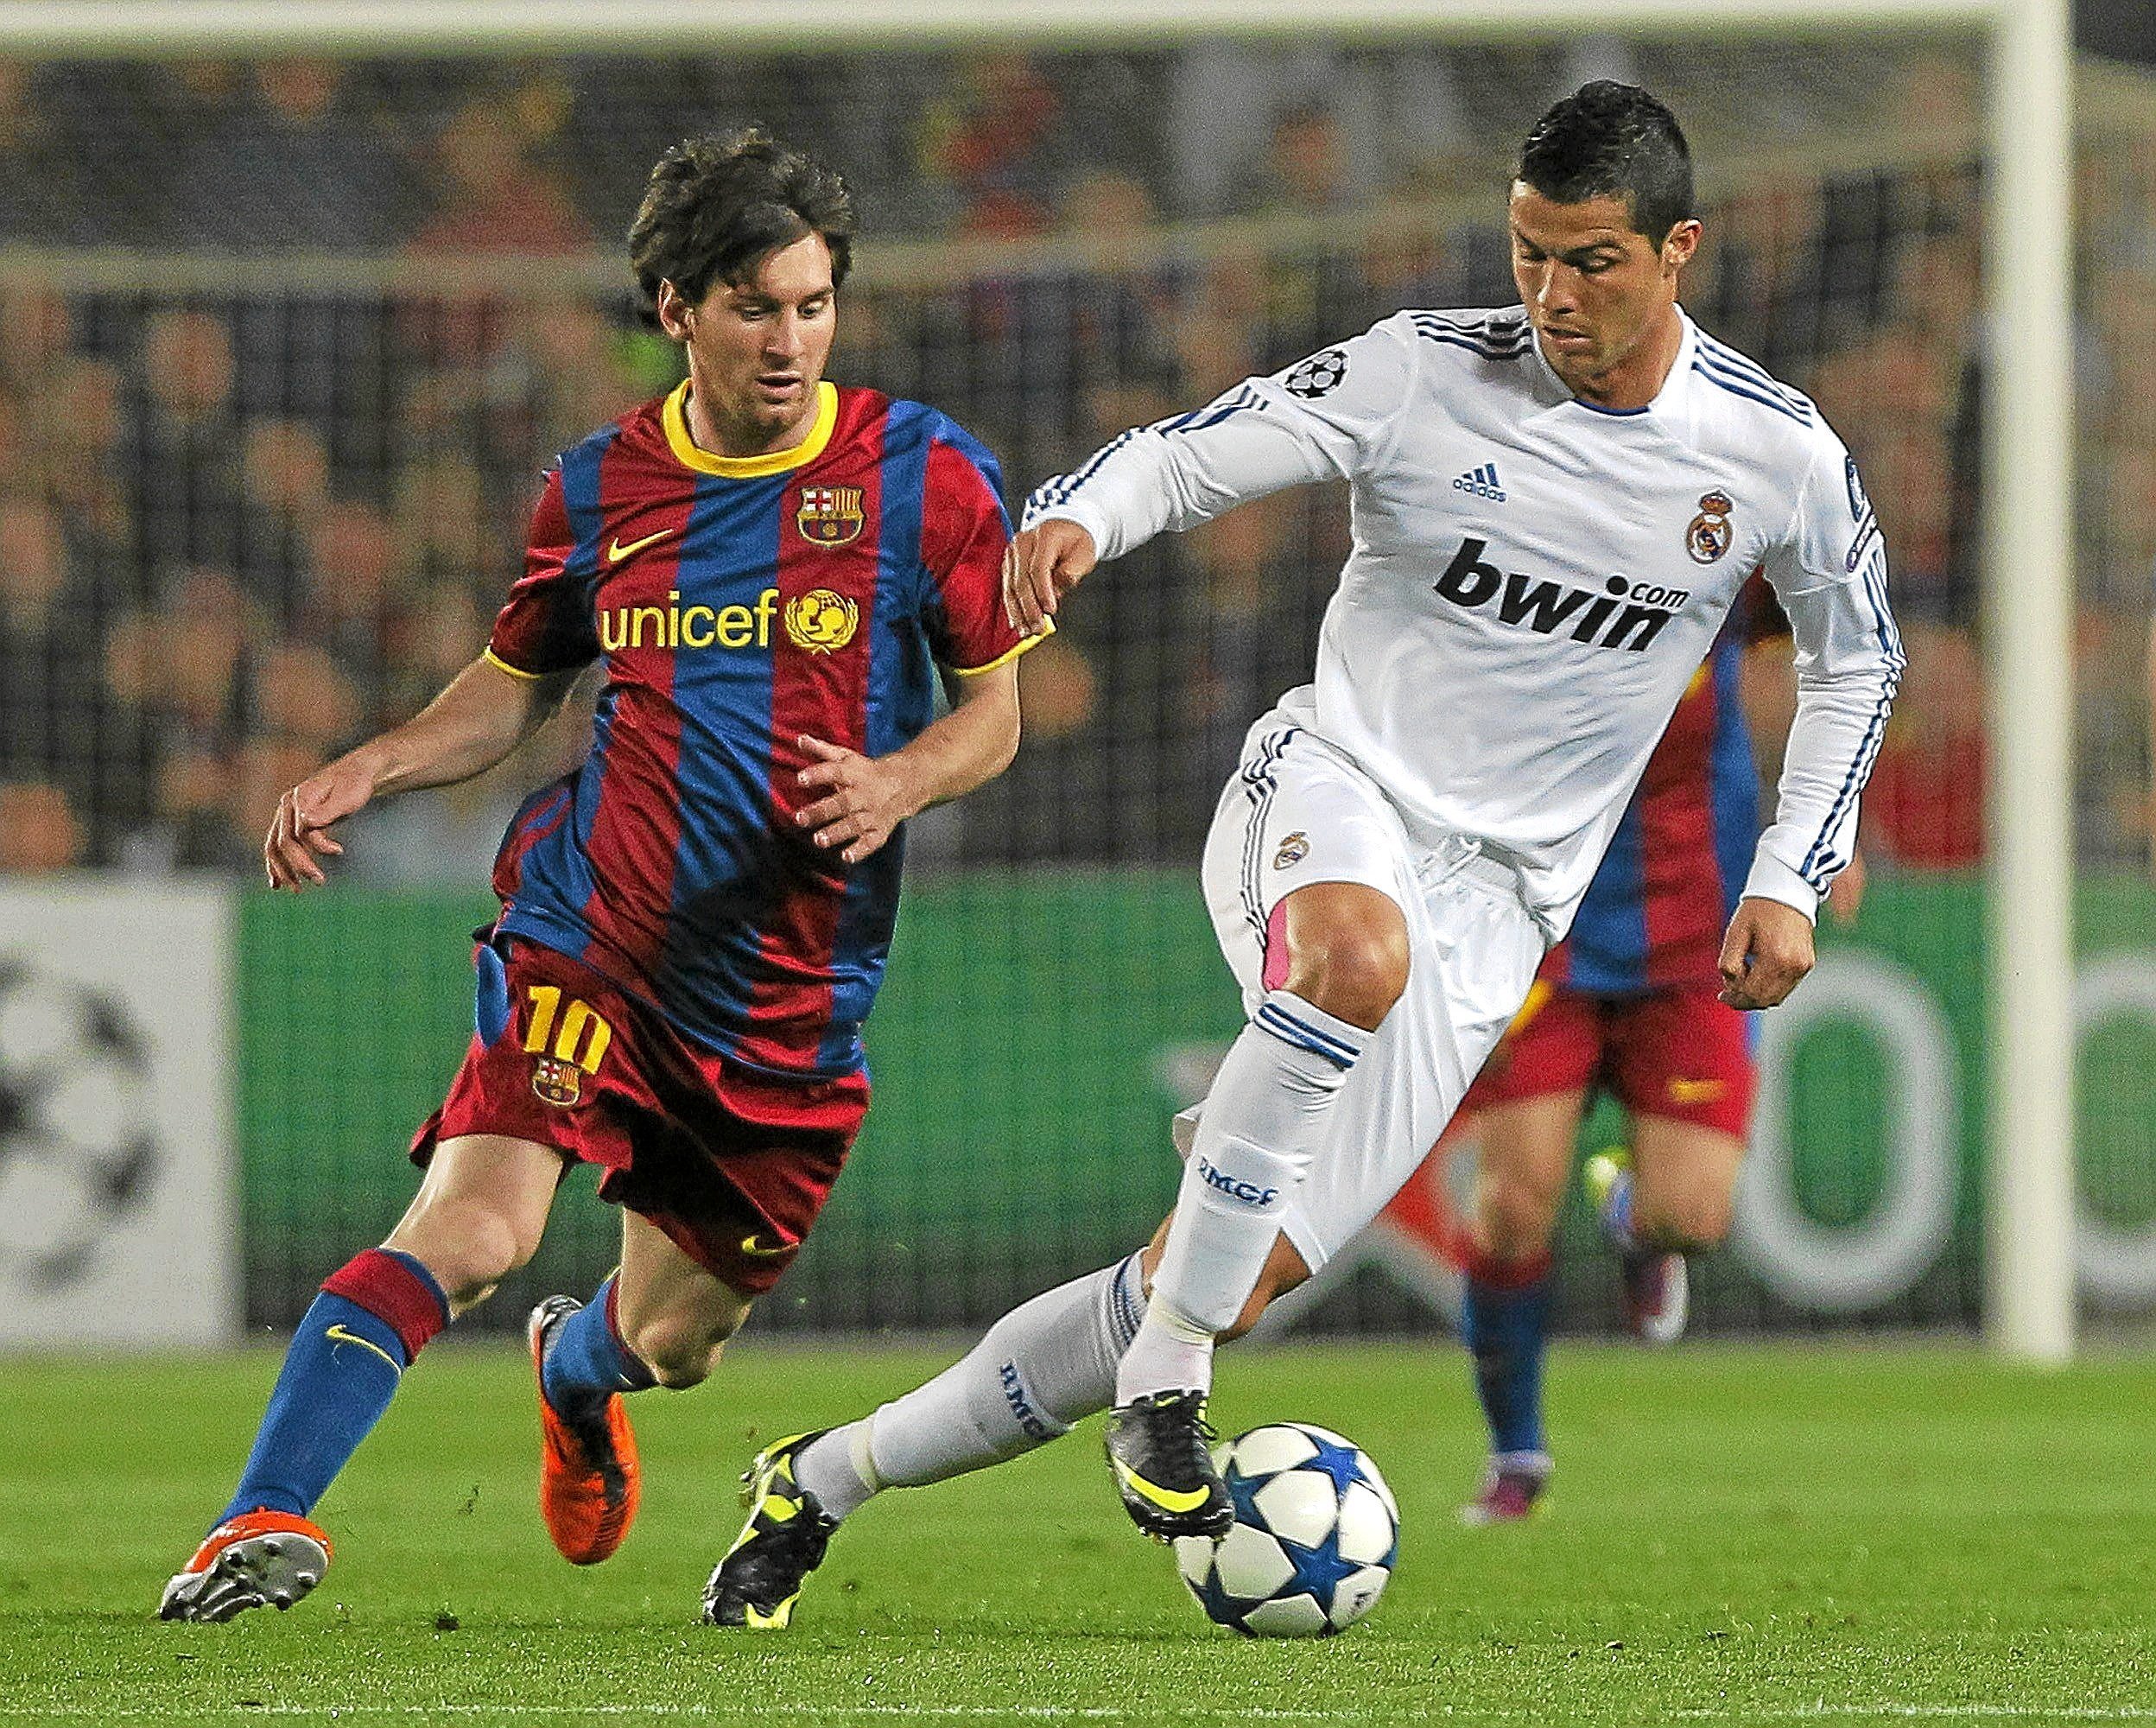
[1435,538,1689,652]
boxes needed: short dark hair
[628,126,856,319]
[1517,81,1693,245]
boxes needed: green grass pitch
[3,1342,2153,1726]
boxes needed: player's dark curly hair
[628,126,856,321]
[1517,81,1693,245]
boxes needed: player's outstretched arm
[1015,321,1412,624]
[1716,895,1816,1010]
[1003,519,1096,636]
[793,660,1021,865]
[263,653,578,891]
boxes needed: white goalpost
[0,0,2078,1358]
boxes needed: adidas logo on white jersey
[1452,462,1506,503]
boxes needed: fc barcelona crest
[796,485,866,549]
[532,1056,582,1107]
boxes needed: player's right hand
[1003,518,1096,636]
[263,757,375,891]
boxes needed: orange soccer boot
[528,1294,642,1565]
[158,1510,333,1622]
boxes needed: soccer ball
[1173,1422,1398,1637]
[0,962,157,1289]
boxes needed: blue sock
[216,1248,449,1528]
[541,1275,656,1414]
[1462,1267,1551,1461]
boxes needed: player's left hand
[794,734,920,865]
[1716,895,1816,1010]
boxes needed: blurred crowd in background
[0,41,2148,881]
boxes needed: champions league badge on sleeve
[1284,349,1348,400]
[1685,491,1734,565]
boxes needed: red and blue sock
[1462,1249,1552,1462]
[215,1248,449,1528]
[539,1275,655,1415]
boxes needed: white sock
[1117,989,1368,1403]
[791,1420,884,1522]
[790,1252,1147,1519]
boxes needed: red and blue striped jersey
[1544,588,1772,997]
[483,380,1030,1080]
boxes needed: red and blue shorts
[410,933,869,1296]
[1462,980,1756,1139]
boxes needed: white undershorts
[1183,707,1545,1273]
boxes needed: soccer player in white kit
[704,81,1900,1623]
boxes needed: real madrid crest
[1273,832,1310,870]
[784,588,859,654]
[1685,491,1734,565]
[796,485,866,549]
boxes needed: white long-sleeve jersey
[1024,306,1902,939]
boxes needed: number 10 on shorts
[523,985,612,1105]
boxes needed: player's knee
[388,1204,538,1307]
[1284,926,1408,1032]
[1475,1172,1563,1261]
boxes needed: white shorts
[1188,709,1545,1273]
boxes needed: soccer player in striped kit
[705,79,1899,1623]
[159,129,1038,1623]
[1453,583,1863,1524]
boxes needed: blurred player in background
[159,128,1037,1623]
[1454,583,1865,1526]
[704,80,1899,1628]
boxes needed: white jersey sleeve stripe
[1022,319,1416,559]
[1409,314,1535,361]
[1799,697,1893,889]
[1798,556,1904,889]
[1696,333,1816,410]
[1793,567,1906,888]
[1163,386,1265,435]
[1690,355,1814,426]
[1027,426,1139,516]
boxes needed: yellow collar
[662,378,839,478]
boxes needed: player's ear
[1661,219,1703,272]
[656,280,694,341]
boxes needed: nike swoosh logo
[1112,1457,1212,1514]
[739,1234,793,1258]
[325,1323,401,1372]
[608,529,674,563]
